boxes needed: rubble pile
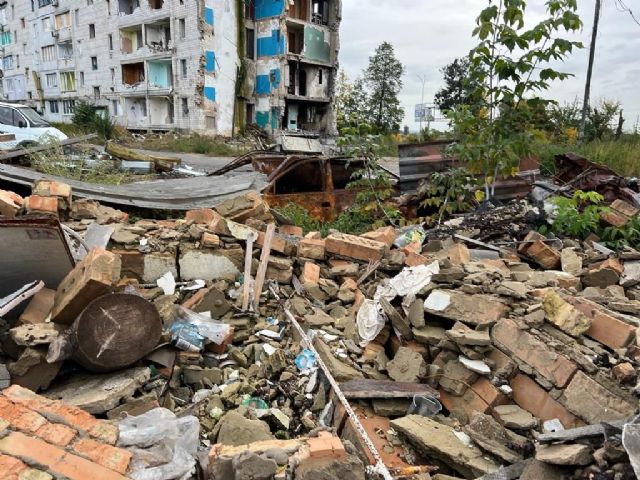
[2,178,640,479]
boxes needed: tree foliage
[434,57,480,112]
[449,0,583,198]
[335,71,369,131]
[363,42,405,133]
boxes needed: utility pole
[417,74,427,137]
[579,0,602,143]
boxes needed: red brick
[439,377,508,420]
[0,454,28,478]
[0,396,48,433]
[0,190,22,218]
[306,431,346,460]
[360,226,396,248]
[518,231,546,254]
[33,180,72,201]
[301,262,320,284]
[280,225,303,237]
[72,438,132,474]
[601,210,630,227]
[35,423,77,447]
[511,374,583,429]
[19,288,55,325]
[201,233,221,248]
[526,241,561,269]
[24,196,59,215]
[492,318,577,387]
[257,231,296,256]
[325,233,386,262]
[298,238,326,260]
[405,251,428,267]
[51,248,122,324]
[612,199,639,218]
[568,297,636,350]
[185,208,216,224]
[0,432,128,480]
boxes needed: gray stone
[44,366,151,414]
[233,451,278,480]
[464,413,524,464]
[391,415,498,478]
[561,248,582,276]
[0,364,10,389]
[423,290,507,326]
[372,399,411,417]
[520,460,566,480]
[180,250,240,281]
[493,404,538,430]
[445,328,491,346]
[413,325,446,346]
[621,261,640,287]
[216,411,274,446]
[304,309,335,327]
[313,338,363,382]
[439,360,478,396]
[143,252,178,283]
[387,347,427,383]
[535,443,592,466]
[295,453,366,480]
[407,298,425,328]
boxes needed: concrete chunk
[424,290,507,326]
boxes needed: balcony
[147,59,173,92]
[53,26,72,42]
[118,0,169,26]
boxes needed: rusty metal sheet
[0,217,75,301]
[398,141,534,201]
[554,152,639,205]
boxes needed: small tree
[450,0,583,198]
[364,42,405,133]
[434,57,479,112]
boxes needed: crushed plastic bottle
[295,348,317,370]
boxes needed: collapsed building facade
[0,0,341,137]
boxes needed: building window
[108,34,113,51]
[41,17,52,33]
[38,0,53,7]
[182,97,188,115]
[75,9,80,26]
[45,72,57,88]
[91,56,98,70]
[87,0,94,5]
[89,24,95,38]
[0,31,11,46]
[93,86,100,98]
[180,59,187,79]
[79,71,85,86]
[60,71,76,92]
[179,18,186,39]
[49,100,59,114]
[319,69,323,85]
[245,28,254,59]
[2,56,13,70]
[55,12,71,29]
[21,18,26,29]
[111,99,121,116]
[41,45,56,62]
[106,0,111,15]
[62,100,75,115]
[110,67,116,84]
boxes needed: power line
[614,0,640,27]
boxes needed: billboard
[415,103,435,122]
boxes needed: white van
[0,102,68,147]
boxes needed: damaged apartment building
[0,0,341,137]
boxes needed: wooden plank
[106,141,181,172]
[339,379,439,400]
[241,232,255,311]
[0,134,97,161]
[253,224,275,311]
[536,419,628,444]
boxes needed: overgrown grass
[534,136,640,177]
[275,203,377,236]
[126,133,245,156]
[30,140,152,185]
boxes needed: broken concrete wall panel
[303,25,332,63]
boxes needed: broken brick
[298,238,326,260]
[24,196,59,216]
[360,226,396,248]
[492,318,577,388]
[511,374,583,429]
[325,233,386,262]
[185,208,216,224]
[567,297,636,350]
[280,224,303,237]
[71,438,132,474]
[19,288,55,325]
[526,241,561,270]
[301,262,320,284]
[51,248,122,325]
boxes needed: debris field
[2,176,640,480]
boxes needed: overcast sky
[338,0,640,132]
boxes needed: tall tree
[434,57,478,112]
[364,42,405,133]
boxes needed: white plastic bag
[118,408,200,480]
[174,305,231,345]
[357,299,387,347]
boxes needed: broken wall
[302,25,331,63]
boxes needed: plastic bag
[173,306,231,346]
[118,408,200,480]
[393,225,426,249]
[357,299,387,347]
[170,322,205,352]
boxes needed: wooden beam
[253,224,275,310]
[339,379,439,400]
[242,232,255,311]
